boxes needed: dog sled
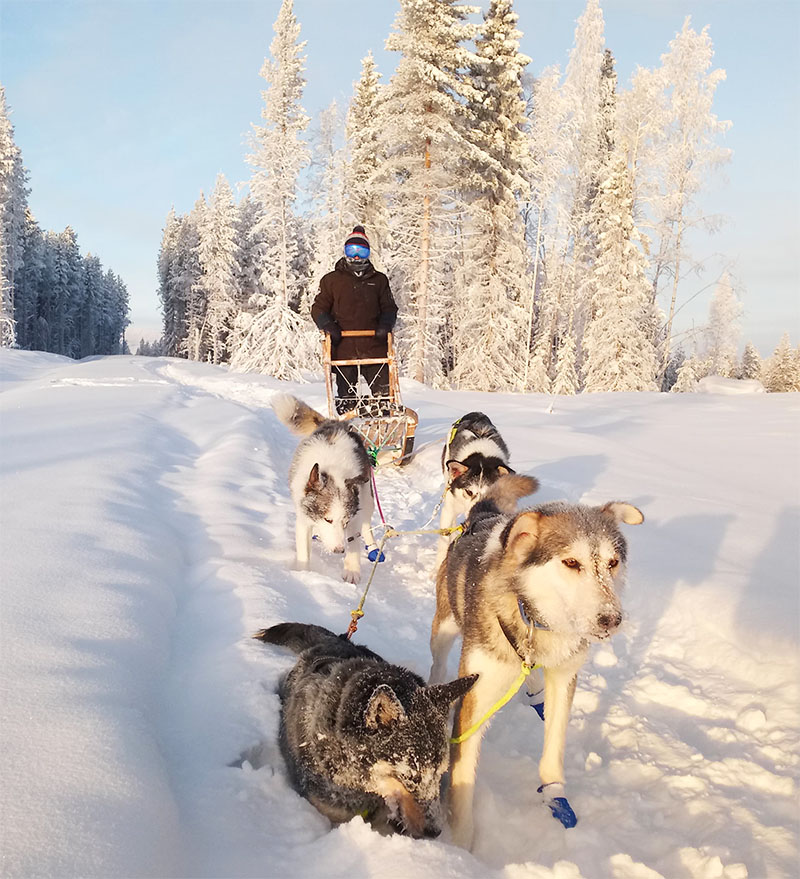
[322,330,418,466]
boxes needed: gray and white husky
[436,412,522,569]
[272,394,375,584]
[255,622,477,838]
[429,475,643,849]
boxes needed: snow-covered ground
[1,350,798,879]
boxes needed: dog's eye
[464,489,474,498]
[608,558,619,569]
[324,517,334,524]
[562,558,581,570]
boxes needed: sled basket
[322,330,418,466]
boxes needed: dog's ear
[365,684,407,730]
[446,460,468,480]
[601,502,644,525]
[306,463,325,492]
[503,511,542,562]
[426,674,478,711]
[497,464,515,476]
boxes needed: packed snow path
[1,352,798,879]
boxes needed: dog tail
[271,394,327,436]
[254,622,385,663]
[253,622,339,654]
[471,473,539,518]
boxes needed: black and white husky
[255,622,477,838]
[429,475,644,849]
[272,394,376,584]
[436,412,518,568]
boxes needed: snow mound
[696,375,766,394]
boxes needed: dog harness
[449,601,542,745]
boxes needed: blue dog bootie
[522,667,545,721]
[524,685,545,721]
[365,543,385,563]
[538,782,577,829]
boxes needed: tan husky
[429,475,643,849]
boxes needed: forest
[2,1,798,391]
[0,90,130,358]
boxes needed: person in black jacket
[311,226,398,414]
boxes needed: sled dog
[429,476,643,849]
[272,393,376,584]
[255,622,477,838]
[436,412,519,569]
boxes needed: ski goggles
[344,243,370,260]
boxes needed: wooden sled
[322,330,418,466]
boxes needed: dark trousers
[334,363,390,414]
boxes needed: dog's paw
[538,783,577,829]
[342,569,361,585]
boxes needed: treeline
[0,88,130,357]
[156,0,791,393]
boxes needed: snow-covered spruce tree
[549,0,607,372]
[376,0,481,385]
[180,196,207,361]
[102,270,129,354]
[574,46,621,383]
[157,208,185,358]
[0,87,29,347]
[662,346,685,391]
[705,270,741,377]
[582,158,658,392]
[671,353,701,392]
[764,333,799,392]
[552,331,579,395]
[306,101,349,313]
[648,18,732,374]
[14,209,44,349]
[51,227,83,356]
[32,227,57,352]
[524,65,570,392]
[345,53,387,253]
[234,194,263,323]
[196,173,241,364]
[449,0,531,391]
[232,0,317,380]
[795,344,800,386]
[0,252,14,347]
[740,341,762,382]
[76,254,104,357]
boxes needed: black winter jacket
[311,259,397,360]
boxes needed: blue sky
[1,0,798,355]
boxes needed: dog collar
[518,598,550,632]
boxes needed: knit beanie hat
[344,225,370,251]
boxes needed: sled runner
[322,330,418,466]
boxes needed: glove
[326,323,342,346]
[374,326,389,340]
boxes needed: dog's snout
[423,825,442,839]
[597,611,622,631]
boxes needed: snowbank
[695,375,766,394]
